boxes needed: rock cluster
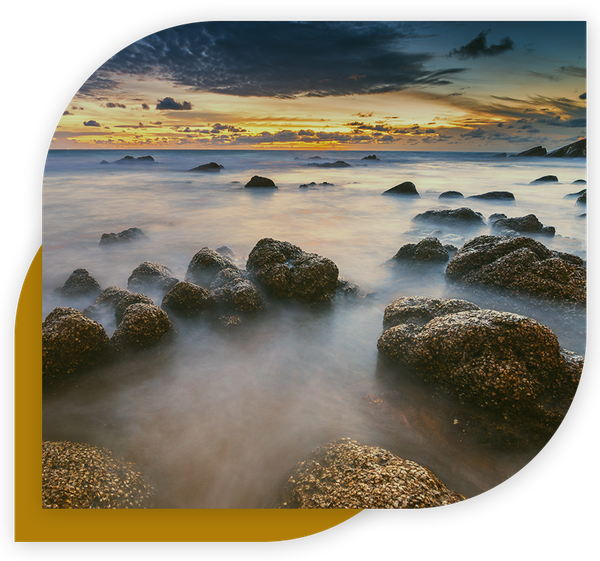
[277,438,465,508]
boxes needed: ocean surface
[42,149,587,507]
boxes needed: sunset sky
[51,21,586,151]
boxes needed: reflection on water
[42,150,586,507]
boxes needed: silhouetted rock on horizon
[512,146,547,157]
[307,161,351,168]
[412,207,485,226]
[546,138,586,158]
[114,155,156,163]
[188,162,224,172]
[245,175,277,188]
[382,181,420,196]
[362,154,380,160]
[492,152,507,158]
[530,175,558,184]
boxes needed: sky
[51,21,586,151]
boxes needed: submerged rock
[377,303,582,446]
[382,181,419,196]
[412,207,485,226]
[307,161,351,168]
[110,303,175,352]
[162,281,216,317]
[246,238,339,302]
[42,307,109,388]
[490,214,555,236]
[188,162,224,172]
[127,262,179,294]
[530,175,558,184]
[245,175,277,188]
[577,191,586,205]
[391,237,450,263]
[58,269,102,299]
[114,293,154,325]
[114,155,155,163]
[438,191,464,199]
[277,438,465,509]
[99,227,147,245]
[445,235,585,303]
[185,247,239,288]
[467,191,515,201]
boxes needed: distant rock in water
[546,138,586,158]
[100,160,110,165]
[572,179,586,184]
[299,181,334,188]
[391,237,450,263]
[127,262,179,294]
[438,191,464,199]
[114,155,156,164]
[245,175,277,188]
[578,213,586,219]
[490,214,555,236]
[382,182,419,196]
[99,227,147,245]
[564,189,586,198]
[467,191,515,201]
[530,175,558,184]
[362,154,379,160]
[492,152,507,158]
[58,269,102,298]
[307,156,322,160]
[577,191,586,205]
[188,162,224,172]
[512,146,547,157]
[412,207,485,226]
[307,161,351,168]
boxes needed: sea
[41,149,587,507]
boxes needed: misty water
[42,149,586,507]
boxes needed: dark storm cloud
[83,120,101,127]
[156,97,193,110]
[579,93,586,100]
[87,21,466,99]
[106,102,127,108]
[449,30,514,59]
[63,110,73,115]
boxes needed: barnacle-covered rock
[114,293,154,325]
[277,438,465,509]
[127,262,179,294]
[83,286,130,320]
[490,214,555,236]
[411,207,485,226]
[42,441,154,508]
[42,307,109,389]
[391,237,450,263]
[185,247,239,288]
[58,269,102,298]
[210,275,264,313]
[382,296,480,329]
[445,235,585,303]
[162,281,217,317]
[246,238,339,303]
[110,303,175,352]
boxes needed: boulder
[277,438,465,509]
[577,191,586,205]
[513,146,547,157]
[185,247,239,288]
[42,307,109,388]
[42,441,155,509]
[114,155,155,163]
[127,262,179,294]
[245,175,277,188]
[110,303,175,352]
[490,214,555,236]
[377,304,582,446]
[391,237,450,263]
[445,235,586,303]
[58,269,102,298]
[564,189,586,198]
[530,175,558,184]
[545,138,586,158]
[307,161,351,168]
[187,162,224,172]
[467,191,515,201]
[572,179,586,184]
[246,238,339,303]
[162,281,216,317]
[83,286,130,320]
[211,276,264,313]
[99,227,147,245]
[382,181,419,196]
[438,191,464,199]
[115,293,154,325]
[362,154,379,160]
[412,207,485,226]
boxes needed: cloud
[449,30,514,59]
[83,120,101,127]
[106,102,127,108]
[142,103,150,110]
[84,22,466,99]
[62,110,73,115]
[559,65,586,78]
[156,97,193,110]
[527,71,562,82]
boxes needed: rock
[545,138,586,158]
[185,247,239,288]
[299,181,334,188]
[99,227,147,245]
[513,146,547,157]
[492,152,507,158]
[530,175,558,184]
[577,191,586,205]
[467,191,515,201]
[42,441,155,509]
[307,161,351,168]
[564,189,586,198]
[336,277,367,298]
[578,213,586,219]
[362,154,379,160]
[277,438,465,509]
[114,293,154,325]
[42,307,109,388]
[127,262,179,294]
[490,214,555,236]
[83,286,130,320]
[246,238,339,302]
[307,156,322,159]
[445,235,586,303]
[114,155,155,163]
[244,175,277,188]
[489,213,507,222]
[572,179,586,184]
[377,306,582,446]
[187,162,224,172]
[412,207,485,226]
[382,181,419,196]
[438,191,464,199]
[110,303,175,352]
[210,275,264,313]
[100,160,110,164]
[382,296,480,329]
[162,281,216,317]
[58,269,102,298]
[391,237,450,263]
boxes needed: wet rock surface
[110,303,175,352]
[99,227,147,245]
[412,207,485,226]
[377,304,582,446]
[245,175,277,188]
[114,293,154,325]
[58,269,102,298]
[391,237,450,263]
[446,235,585,303]
[246,238,339,302]
[42,307,109,389]
[277,438,465,509]
[127,262,179,294]
[382,181,419,196]
[490,214,555,236]
[162,281,217,317]
[185,247,239,287]
[42,441,155,509]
